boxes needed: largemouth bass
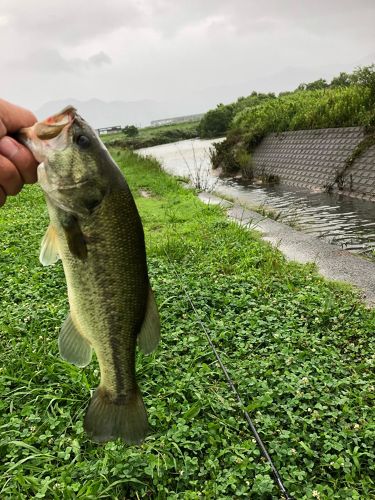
[19,106,160,444]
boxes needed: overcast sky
[1,0,374,115]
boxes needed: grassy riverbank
[0,150,374,498]
[101,121,199,149]
[202,65,375,175]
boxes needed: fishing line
[164,249,293,500]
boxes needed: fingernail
[0,119,6,137]
[0,136,20,160]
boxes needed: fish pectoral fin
[59,313,92,367]
[40,224,60,266]
[137,288,160,354]
[58,211,87,261]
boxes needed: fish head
[19,106,114,216]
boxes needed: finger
[0,136,38,184]
[0,99,37,135]
[0,185,6,207]
[0,154,23,195]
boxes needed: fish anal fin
[137,288,160,354]
[40,224,60,266]
[59,312,92,367]
[84,387,148,444]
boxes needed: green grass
[0,149,374,498]
[101,121,200,149]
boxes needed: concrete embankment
[249,126,375,200]
[199,192,375,306]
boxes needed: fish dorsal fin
[137,288,160,354]
[40,224,60,266]
[59,312,92,367]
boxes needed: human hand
[0,99,38,207]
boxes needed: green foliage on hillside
[208,65,375,175]
[233,85,374,135]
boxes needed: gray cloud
[3,0,142,44]
[0,0,374,114]
[8,49,112,74]
[137,0,375,41]
[88,52,112,67]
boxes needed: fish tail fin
[84,387,148,444]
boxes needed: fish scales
[50,190,148,394]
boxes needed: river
[138,138,375,258]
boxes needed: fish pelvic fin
[137,288,160,354]
[84,387,148,444]
[59,313,92,367]
[40,224,60,266]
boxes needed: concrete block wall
[251,127,375,199]
[341,144,375,199]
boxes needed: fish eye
[76,135,91,149]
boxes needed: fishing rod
[165,250,294,500]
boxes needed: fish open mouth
[18,105,77,162]
[19,105,76,141]
[43,105,76,126]
[33,105,76,140]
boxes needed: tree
[330,72,351,88]
[198,104,234,138]
[351,65,375,100]
[296,83,307,91]
[296,79,328,92]
[123,125,139,137]
[305,79,329,91]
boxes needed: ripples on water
[223,179,375,256]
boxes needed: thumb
[0,99,37,135]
